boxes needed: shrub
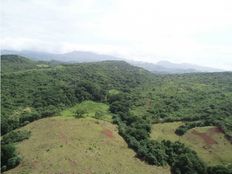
[1,144,21,171]
[94,111,104,119]
[74,109,86,118]
[1,130,31,145]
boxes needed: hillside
[1,56,149,134]
[0,55,61,73]
[4,117,169,174]
[1,55,232,174]
[1,55,38,73]
[150,122,232,166]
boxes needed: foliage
[109,92,230,174]
[2,56,148,135]
[1,130,31,145]
[74,109,86,118]
[2,54,232,173]
[1,144,21,172]
[207,165,232,174]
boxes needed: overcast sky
[1,0,232,70]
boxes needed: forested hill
[1,55,150,134]
[1,54,232,174]
[1,55,38,72]
[1,54,62,73]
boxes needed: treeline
[109,93,232,174]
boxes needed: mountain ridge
[1,49,225,73]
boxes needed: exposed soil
[101,129,114,138]
[192,129,218,146]
[208,127,223,135]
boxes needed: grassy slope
[150,122,232,166]
[59,100,112,122]
[5,117,170,174]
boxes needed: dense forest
[1,55,232,173]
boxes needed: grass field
[5,117,170,174]
[59,100,112,122]
[150,122,232,166]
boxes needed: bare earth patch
[101,128,114,138]
[192,130,217,146]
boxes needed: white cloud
[1,0,232,70]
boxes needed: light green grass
[36,64,49,68]
[5,117,170,174]
[60,100,112,122]
[108,89,120,96]
[150,122,232,166]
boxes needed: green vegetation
[109,93,207,174]
[59,100,112,121]
[1,54,232,173]
[1,55,38,73]
[1,130,31,145]
[150,122,232,166]
[1,144,21,172]
[1,55,148,135]
[4,117,170,174]
[131,73,232,142]
[1,130,30,172]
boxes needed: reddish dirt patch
[192,130,217,146]
[208,127,223,135]
[101,129,114,138]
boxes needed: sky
[1,0,232,70]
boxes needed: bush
[74,109,86,118]
[19,111,40,124]
[94,111,104,119]
[1,130,31,145]
[207,165,232,174]
[1,144,21,171]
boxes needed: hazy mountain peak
[1,50,226,73]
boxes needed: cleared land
[150,122,232,166]
[59,100,112,122]
[5,117,170,174]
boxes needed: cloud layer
[1,0,232,70]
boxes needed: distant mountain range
[1,49,224,73]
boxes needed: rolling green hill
[150,122,232,166]
[1,54,232,174]
[4,117,170,174]
[1,55,38,73]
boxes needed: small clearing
[151,122,232,166]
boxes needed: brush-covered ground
[5,117,170,174]
[150,122,232,166]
